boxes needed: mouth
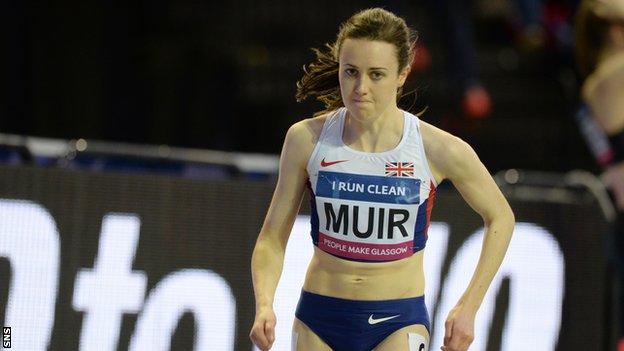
[353,99,371,103]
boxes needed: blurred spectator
[576,0,624,349]
[434,0,493,119]
[514,0,548,51]
[422,0,493,119]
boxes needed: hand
[440,304,475,351]
[249,307,277,351]
[593,0,624,21]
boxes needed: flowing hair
[296,8,419,116]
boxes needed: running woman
[250,8,515,351]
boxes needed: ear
[398,65,411,88]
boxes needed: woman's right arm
[250,119,320,350]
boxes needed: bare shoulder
[282,112,330,169]
[285,113,329,154]
[287,113,327,145]
[419,120,478,182]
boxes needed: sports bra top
[305,107,437,262]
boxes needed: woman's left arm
[431,134,515,351]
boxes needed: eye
[371,71,384,80]
[345,68,358,77]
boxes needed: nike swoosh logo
[320,158,348,167]
[368,314,400,325]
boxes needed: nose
[354,75,370,96]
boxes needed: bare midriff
[302,246,425,300]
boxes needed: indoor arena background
[0,0,620,350]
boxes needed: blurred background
[0,0,591,172]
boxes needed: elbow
[507,206,516,226]
[503,206,516,236]
[508,211,516,235]
[484,206,515,231]
[501,204,515,227]
[254,232,287,257]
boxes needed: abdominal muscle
[301,246,426,300]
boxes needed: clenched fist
[250,308,277,351]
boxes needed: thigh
[292,317,332,351]
[373,324,430,351]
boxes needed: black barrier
[0,165,611,350]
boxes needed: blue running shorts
[295,290,430,351]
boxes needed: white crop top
[305,107,437,262]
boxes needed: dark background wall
[0,165,611,350]
[0,0,593,172]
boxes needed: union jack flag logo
[385,162,414,177]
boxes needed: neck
[343,105,404,153]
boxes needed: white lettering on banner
[334,181,365,193]
[0,202,238,351]
[72,214,147,351]
[0,200,60,351]
[348,245,370,255]
[431,223,564,351]
[323,238,348,252]
[129,269,235,351]
[321,237,412,257]
[330,181,407,196]
[366,184,406,196]
[370,247,408,255]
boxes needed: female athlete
[250,8,515,351]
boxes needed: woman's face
[338,38,409,121]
